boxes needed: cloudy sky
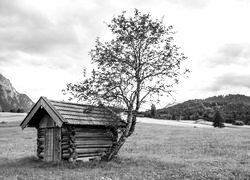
[1,0,250,109]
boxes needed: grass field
[0,113,250,179]
[0,112,27,122]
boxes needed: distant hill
[155,94,250,125]
[0,73,34,112]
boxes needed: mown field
[0,113,250,179]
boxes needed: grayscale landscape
[1,0,250,179]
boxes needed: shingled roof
[20,96,126,129]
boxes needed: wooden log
[62,151,70,155]
[75,140,113,145]
[76,148,109,154]
[61,141,70,145]
[38,129,46,133]
[37,140,44,146]
[37,134,45,138]
[61,136,69,140]
[38,130,45,134]
[61,140,70,144]
[62,153,70,159]
[68,148,74,153]
[62,144,75,149]
[75,133,113,138]
[64,126,76,160]
[75,137,113,142]
[61,148,70,153]
[62,131,75,136]
[76,144,112,148]
[62,147,74,154]
[38,144,44,149]
[62,144,72,149]
[75,132,111,136]
[61,136,70,140]
[61,140,74,146]
[75,128,107,133]
[77,152,102,158]
[69,134,75,140]
[38,131,45,135]
[62,150,69,154]
[38,150,44,155]
[37,141,44,146]
[38,152,44,158]
[38,137,45,142]
[37,140,44,144]
[37,150,43,155]
[61,133,71,138]
[75,130,112,135]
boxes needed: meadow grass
[0,112,27,122]
[0,114,249,179]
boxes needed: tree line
[145,94,250,125]
[0,108,25,113]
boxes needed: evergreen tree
[213,110,225,128]
[150,104,157,118]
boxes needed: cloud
[167,0,210,9]
[131,0,209,9]
[0,0,80,54]
[206,73,250,92]
[0,0,250,104]
[0,51,76,71]
[206,43,250,67]
[0,0,98,72]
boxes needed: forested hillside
[156,94,250,125]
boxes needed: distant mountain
[155,94,250,125]
[0,73,34,112]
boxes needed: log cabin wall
[75,126,115,159]
[37,128,45,159]
[61,125,116,160]
[61,126,76,160]
[20,97,126,162]
[36,113,61,161]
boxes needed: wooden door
[44,128,61,161]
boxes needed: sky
[1,0,250,109]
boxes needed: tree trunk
[104,131,127,161]
[128,114,137,136]
[105,110,137,161]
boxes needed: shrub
[232,120,245,126]
[17,108,25,113]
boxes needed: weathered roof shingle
[20,96,126,129]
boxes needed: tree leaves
[65,9,188,111]
[64,9,189,160]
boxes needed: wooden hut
[20,96,126,162]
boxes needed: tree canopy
[65,9,189,160]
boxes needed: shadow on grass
[0,155,185,171]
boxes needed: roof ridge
[42,97,66,123]
[48,98,98,108]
